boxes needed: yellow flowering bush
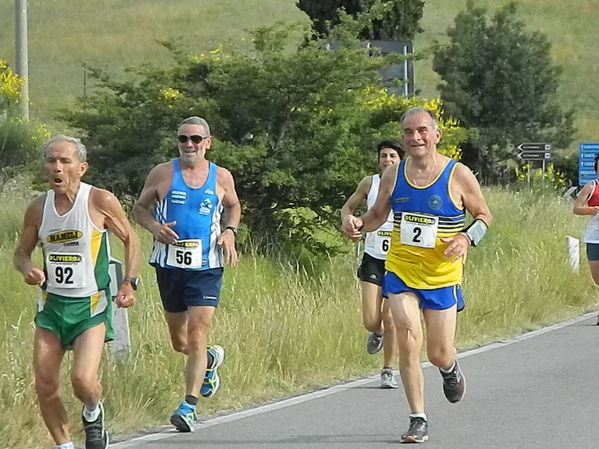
[158,87,183,108]
[514,163,567,194]
[363,87,467,161]
[0,60,23,110]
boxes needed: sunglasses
[177,135,209,144]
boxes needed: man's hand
[115,283,135,308]
[218,229,238,266]
[152,221,179,244]
[23,266,45,286]
[441,234,471,262]
[342,215,363,242]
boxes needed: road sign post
[517,143,552,186]
[517,143,552,162]
[109,257,131,359]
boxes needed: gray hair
[43,135,87,162]
[178,116,211,136]
[400,107,440,131]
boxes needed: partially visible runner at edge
[573,153,599,325]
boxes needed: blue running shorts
[382,271,464,312]
[156,267,223,312]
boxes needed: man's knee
[71,371,99,398]
[35,375,60,401]
[363,315,381,332]
[170,335,188,353]
[427,346,455,369]
[396,327,422,353]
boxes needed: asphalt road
[111,313,598,449]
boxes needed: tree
[296,0,424,40]
[61,22,467,256]
[432,2,575,183]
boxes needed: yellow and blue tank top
[38,182,111,298]
[150,159,224,271]
[385,159,465,289]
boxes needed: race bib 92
[46,253,86,288]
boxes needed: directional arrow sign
[517,143,552,152]
[518,151,551,161]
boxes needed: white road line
[111,311,596,447]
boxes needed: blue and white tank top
[150,159,224,270]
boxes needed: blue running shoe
[200,344,225,398]
[170,401,196,432]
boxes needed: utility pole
[15,0,29,120]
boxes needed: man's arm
[217,167,241,266]
[133,163,179,245]
[573,182,599,216]
[343,164,396,239]
[458,165,492,227]
[93,188,141,308]
[13,196,46,286]
[341,176,370,224]
[443,164,493,260]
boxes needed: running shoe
[366,332,384,354]
[200,344,225,398]
[440,360,466,403]
[170,401,197,432]
[380,368,399,389]
[82,402,109,449]
[400,416,429,443]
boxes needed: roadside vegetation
[1,180,595,448]
[1,1,597,447]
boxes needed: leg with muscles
[33,327,69,446]
[362,282,384,354]
[583,243,599,322]
[72,324,108,449]
[380,300,399,388]
[423,306,465,403]
[387,292,429,443]
[168,306,215,432]
[184,306,215,397]
[165,310,189,354]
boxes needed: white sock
[56,443,75,449]
[410,413,427,421]
[83,404,101,422]
[440,361,456,374]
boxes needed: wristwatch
[124,277,140,290]
[225,225,238,236]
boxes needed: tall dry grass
[1,181,597,448]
